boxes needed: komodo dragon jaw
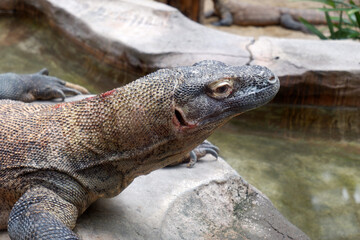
[172,60,279,131]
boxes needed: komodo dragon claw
[187,140,220,168]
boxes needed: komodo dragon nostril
[268,75,278,84]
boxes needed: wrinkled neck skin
[51,71,214,198]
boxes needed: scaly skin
[0,68,89,102]
[0,60,279,239]
[210,0,326,32]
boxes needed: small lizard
[0,60,279,239]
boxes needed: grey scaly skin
[0,68,89,102]
[0,60,279,239]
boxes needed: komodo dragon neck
[47,70,183,197]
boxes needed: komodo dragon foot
[167,140,219,168]
[184,140,219,168]
[187,140,220,168]
[0,68,89,102]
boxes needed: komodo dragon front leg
[8,186,79,240]
[0,68,89,102]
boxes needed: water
[1,14,360,240]
[209,104,360,240]
[0,15,140,94]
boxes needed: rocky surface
[75,157,309,240]
[1,0,359,106]
[250,37,360,107]
[0,157,309,240]
[3,0,252,73]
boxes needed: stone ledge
[2,0,252,73]
[1,0,359,106]
[249,37,360,76]
[71,158,309,239]
[249,37,360,106]
[0,157,309,240]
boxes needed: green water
[209,105,360,240]
[1,14,360,240]
[0,15,140,94]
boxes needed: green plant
[299,0,360,40]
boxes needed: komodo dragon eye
[206,79,234,99]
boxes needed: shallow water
[209,104,360,240]
[1,14,360,240]
[0,15,140,94]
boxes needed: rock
[9,0,251,73]
[0,157,309,240]
[74,158,309,239]
[249,37,360,107]
[249,37,360,76]
[1,0,360,106]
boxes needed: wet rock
[7,0,251,74]
[249,37,360,107]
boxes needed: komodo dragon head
[163,60,280,164]
[97,60,280,177]
[172,60,279,131]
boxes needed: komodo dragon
[208,0,327,32]
[0,68,89,102]
[0,60,279,239]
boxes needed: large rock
[3,0,251,73]
[76,158,309,240]
[1,0,360,106]
[249,37,360,107]
[0,158,309,240]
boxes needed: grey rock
[1,0,360,106]
[249,37,360,76]
[0,157,309,239]
[5,0,252,72]
[74,158,309,240]
[249,37,360,106]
